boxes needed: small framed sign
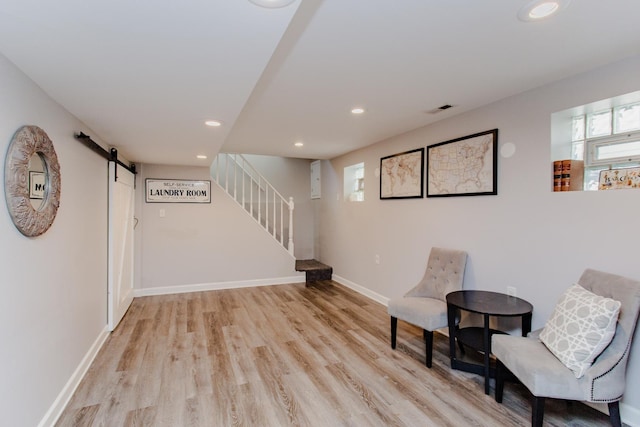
[29,171,45,199]
[598,167,640,190]
[146,179,211,203]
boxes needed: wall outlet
[506,286,517,297]
[374,254,380,265]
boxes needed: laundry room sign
[146,179,211,203]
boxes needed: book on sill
[553,159,583,192]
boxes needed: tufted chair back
[405,247,468,301]
[577,268,640,402]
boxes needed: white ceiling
[1,1,640,165]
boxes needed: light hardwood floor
[56,281,612,426]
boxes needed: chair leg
[608,401,622,427]
[390,317,397,349]
[495,359,505,403]
[424,329,433,368]
[532,396,545,427]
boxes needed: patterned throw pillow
[540,284,621,378]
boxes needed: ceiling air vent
[427,104,454,114]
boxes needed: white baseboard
[133,274,306,297]
[622,402,640,427]
[332,274,389,306]
[38,327,110,427]
[586,401,640,426]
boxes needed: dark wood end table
[446,290,533,395]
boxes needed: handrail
[211,153,294,256]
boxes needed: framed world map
[380,148,424,199]
[427,129,498,197]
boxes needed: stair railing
[212,153,294,256]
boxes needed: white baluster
[233,157,237,200]
[280,199,284,244]
[242,162,245,209]
[272,191,276,238]
[288,197,294,255]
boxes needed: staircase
[211,153,294,256]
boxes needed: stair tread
[295,259,332,272]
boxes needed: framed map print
[426,129,498,197]
[380,148,424,199]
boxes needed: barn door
[108,161,135,331]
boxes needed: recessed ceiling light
[351,107,365,114]
[294,142,304,147]
[530,2,558,18]
[196,155,207,159]
[249,0,296,9]
[205,120,222,127]
[517,0,570,22]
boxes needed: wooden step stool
[295,259,333,285]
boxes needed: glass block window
[614,103,640,133]
[572,115,585,141]
[570,100,640,190]
[587,110,612,138]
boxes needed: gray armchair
[493,269,640,427]
[387,247,467,368]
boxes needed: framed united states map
[426,129,498,197]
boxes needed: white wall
[135,163,302,293]
[0,54,109,426]
[318,55,640,423]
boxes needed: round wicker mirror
[4,125,61,237]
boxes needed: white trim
[332,274,389,306]
[39,327,110,427]
[133,275,305,297]
[585,402,640,426]
[586,132,640,166]
[622,402,640,427]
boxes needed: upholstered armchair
[387,247,468,368]
[492,269,640,427]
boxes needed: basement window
[551,92,640,191]
[344,163,364,202]
[572,102,640,190]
